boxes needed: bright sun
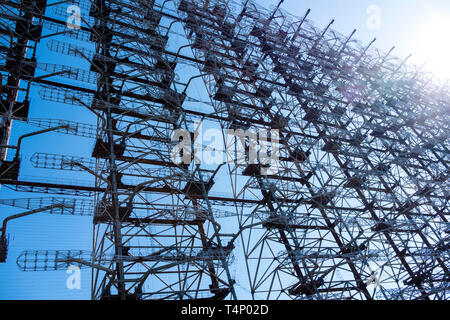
[412,9,450,81]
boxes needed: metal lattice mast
[174,0,449,299]
[0,0,449,300]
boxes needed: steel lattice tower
[0,0,449,300]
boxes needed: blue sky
[0,0,449,300]
[262,0,450,80]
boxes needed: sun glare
[412,9,450,81]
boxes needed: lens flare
[412,9,450,81]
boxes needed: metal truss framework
[0,0,449,300]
